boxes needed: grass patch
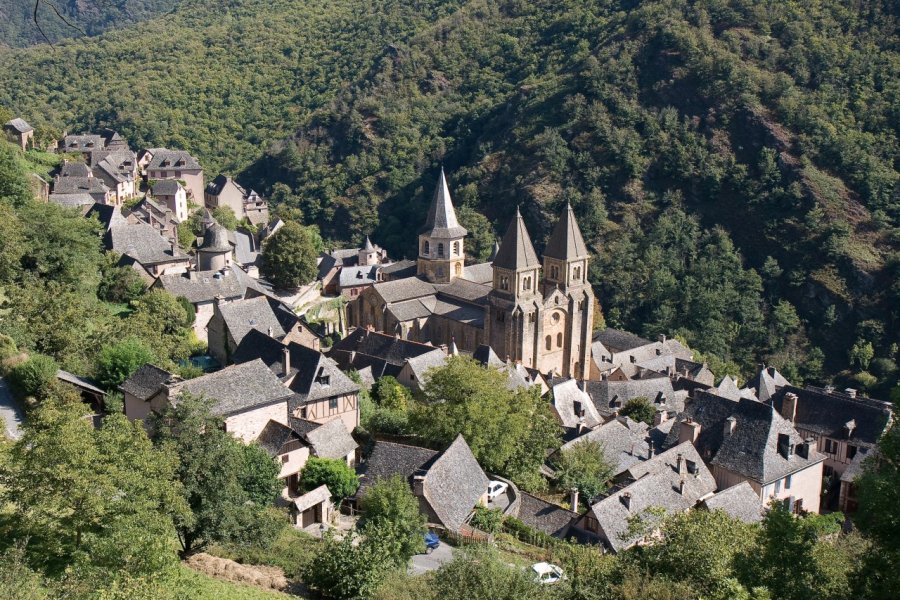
[102,301,133,317]
[173,565,294,599]
[207,525,321,579]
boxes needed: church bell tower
[417,168,467,283]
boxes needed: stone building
[4,118,34,151]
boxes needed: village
[1,118,896,586]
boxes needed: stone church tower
[485,205,594,378]
[417,168,467,283]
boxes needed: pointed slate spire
[544,203,589,260]
[488,240,501,262]
[420,167,467,238]
[492,208,540,271]
[363,235,375,251]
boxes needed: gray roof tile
[172,359,293,417]
[492,208,540,271]
[420,169,467,239]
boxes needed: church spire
[420,167,467,238]
[492,208,540,271]
[544,202,588,260]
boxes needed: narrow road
[0,377,24,440]
[408,542,455,575]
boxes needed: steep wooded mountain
[0,0,897,389]
[0,0,181,47]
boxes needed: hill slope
[0,0,897,387]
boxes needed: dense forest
[0,0,897,391]
[0,0,181,47]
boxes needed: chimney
[678,479,686,495]
[282,347,291,376]
[844,419,856,439]
[724,416,736,436]
[570,488,579,513]
[844,388,857,399]
[824,385,835,394]
[658,334,666,344]
[653,409,668,427]
[797,439,810,459]
[647,444,654,459]
[268,326,274,337]
[676,453,685,475]
[777,433,791,459]
[620,492,632,511]
[171,239,178,256]
[678,418,701,445]
[781,392,798,423]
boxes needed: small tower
[358,236,378,266]
[417,168,467,283]
[542,202,590,293]
[485,208,542,367]
[197,221,233,271]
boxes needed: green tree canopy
[95,338,156,391]
[260,222,322,290]
[619,397,655,426]
[359,474,426,561]
[299,457,359,501]
[553,439,614,501]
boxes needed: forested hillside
[0,0,181,47]
[0,0,897,391]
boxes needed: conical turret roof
[363,236,375,251]
[544,203,588,260]
[492,208,540,271]
[420,168,467,239]
[199,221,232,253]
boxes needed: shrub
[8,354,58,399]
[470,506,504,534]
[95,338,156,391]
[300,457,359,501]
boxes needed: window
[528,313,536,323]
[785,474,792,490]
[551,265,559,280]
[523,276,531,290]
[500,276,509,290]
[573,266,581,281]
[824,438,838,454]
[453,241,460,255]
[455,263,462,275]
[793,498,803,515]
[281,455,289,464]
[329,398,338,410]
[497,312,505,322]
[437,243,444,257]
[545,336,552,351]
[423,241,430,255]
[557,332,563,348]
[774,480,781,495]
[847,444,858,460]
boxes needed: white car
[532,562,564,585]
[486,480,509,501]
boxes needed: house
[207,296,288,366]
[673,358,715,387]
[357,436,489,534]
[514,492,578,540]
[769,385,892,512]
[664,392,825,513]
[60,134,105,162]
[699,482,764,523]
[144,148,204,202]
[120,364,183,422]
[151,179,188,222]
[107,221,191,277]
[291,485,334,528]
[396,348,449,391]
[232,331,360,433]
[92,150,137,203]
[748,365,791,403]
[4,118,33,151]
[576,441,716,553]
[317,238,390,296]
[128,197,179,242]
[550,378,603,433]
[339,264,381,299]
[558,416,651,477]
[155,264,261,339]
[584,376,686,422]
[204,174,269,225]
[52,174,111,204]
[329,327,440,381]
[50,193,96,209]
[590,329,693,380]
[196,221,235,271]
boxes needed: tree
[98,257,147,303]
[240,443,283,506]
[430,545,548,600]
[619,397,655,425]
[6,353,58,400]
[0,142,31,207]
[554,440,614,500]
[260,221,321,290]
[849,340,875,371]
[416,356,560,487]
[371,376,411,410]
[95,338,156,391]
[359,475,426,561]
[211,206,239,231]
[299,457,359,501]
[150,395,276,555]
[300,525,399,600]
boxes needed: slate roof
[713,375,757,401]
[287,347,359,404]
[584,377,682,419]
[770,385,892,447]
[420,168,467,238]
[94,150,136,183]
[109,222,183,265]
[701,482,763,523]
[357,440,439,495]
[303,418,358,459]
[62,134,103,152]
[517,492,578,539]
[422,435,489,532]
[119,364,176,401]
[544,203,589,260]
[461,262,494,285]
[53,176,109,195]
[372,277,435,304]
[665,392,825,484]
[256,419,301,457]
[56,370,105,396]
[199,222,232,253]
[147,149,202,171]
[492,208,540,271]
[404,349,449,383]
[85,203,126,231]
[50,193,95,208]
[220,296,286,346]
[551,379,602,429]
[380,259,417,280]
[59,162,92,178]
[473,344,504,367]
[592,328,652,353]
[748,366,791,403]
[205,174,244,196]
[330,328,437,370]
[560,417,650,476]
[340,265,379,288]
[157,265,254,304]
[152,179,183,196]
[433,278,491,305]
[172,359,293,416]
[590,441,715,553]
[5,118,32,133]
[293,484,332,513]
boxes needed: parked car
[486,480,509,501]
[532,562,564,585]
[424,531,440,554]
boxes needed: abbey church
[348,170,595,379]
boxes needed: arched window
[455,263,462,275]
[545,335,552,351]
[423,240,430,255]
[557,332,563,348]
[523,276,531,290]
[573,266,581,281]
[437,243,444,258]
[551,265,559,280]
[453,241,460,256]
[500,276,509,290]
